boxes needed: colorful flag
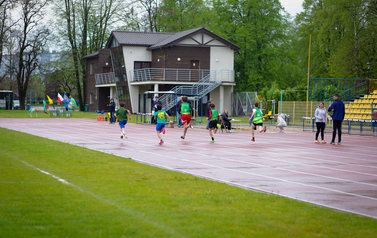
[46,95,55,109]
[57,93,63,103]
[70,97,77,108]
[43,100,49,114]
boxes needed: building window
[90,64,93,75]
[90,93,93,104]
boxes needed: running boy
[180,96,191,139]
[250,102,266,142]
[207,103,219,142]
[117,102,132,139]
[154,104,173,144]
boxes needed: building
[84,27,240,115]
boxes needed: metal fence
[95,72,116,84]
[232,92,258,116]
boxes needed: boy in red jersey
[180,96,192,139]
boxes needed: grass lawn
[0,128,376,237]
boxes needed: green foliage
[295,0,377,79]
[210,0,303,91]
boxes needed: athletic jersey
[252,108,263,124]
[116,108,128,122]
[181,102,190,115]
[210,109,218,121]
[154,110,166,124]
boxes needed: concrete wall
[122,46,151,113]
[210,47,234,72]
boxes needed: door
[190,60,200,81]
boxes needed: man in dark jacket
[107,98,116,124]
[151,96,162,124]
[176,96,183,128]
[328,94,345,145]
[220,110,233,132]
[205,98,213,129]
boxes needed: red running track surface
[1,118,377,219]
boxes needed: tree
[211,0,298,92]
[13,0,50,110]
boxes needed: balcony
[131,68,205,82]
[95,72,117,85]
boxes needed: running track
[1,118,377,219]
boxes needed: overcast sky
[280,0,304,17]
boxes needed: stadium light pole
[367,62,371,78]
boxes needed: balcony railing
[95,72,117,85]
[131,68,234,82]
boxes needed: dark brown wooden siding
[151,46,210,69]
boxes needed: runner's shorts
[119,120,127,129]
[181,114,191,125]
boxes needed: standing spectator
[328,94,345,145]
[151,96,162,124]
[315,102,327,143]
[107,98,115,124]
[220,110,233,132]
[176,96,183,128]
[206,98,214,129]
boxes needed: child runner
[250,102,266,142]
[207,103,219,142]
[154,104,173,145]
[180,96,191,139]
[117,102,132,139]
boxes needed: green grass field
[1,127,377,237]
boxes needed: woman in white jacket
[315,102,327,143]
[275,114,287,133]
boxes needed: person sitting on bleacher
[220,110,233,132]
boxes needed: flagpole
[306,35,312,118]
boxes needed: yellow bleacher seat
[362,115,367,120]
[345,109,350,113]
[360,109,365,114]
[373,90,377,94]
[345,114,350,119]
[372,95,377,99]
[356,115,363,119]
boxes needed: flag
[46,95,55,109]
[57,93,63,103]
[70,97,77,108]
[43,100,49,114]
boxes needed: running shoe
[181,136,185,139]
[330,142,335,145]
[159,140,164,145]
[120,135,123,139]
[315,140,320,143]
[190,123,193,129]
[123,133,128,139]
[321,140,326,144]
[338,142,341,145]
[251,138,255,142]
[162,127,166,134]
[263,126,266,132]
[210,139,215,143]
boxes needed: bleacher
[343,90,377,120]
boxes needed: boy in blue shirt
[154,104,173,144]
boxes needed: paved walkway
[1,118,377,219]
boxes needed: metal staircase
[159,70,232,112]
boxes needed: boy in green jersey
[117,102,132,139]
[207,103,219,142]
[180,96,192,139]
[250,102,266,142]
[154,104,173,144]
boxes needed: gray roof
[111,31,175,46]
[105,27,240,51]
